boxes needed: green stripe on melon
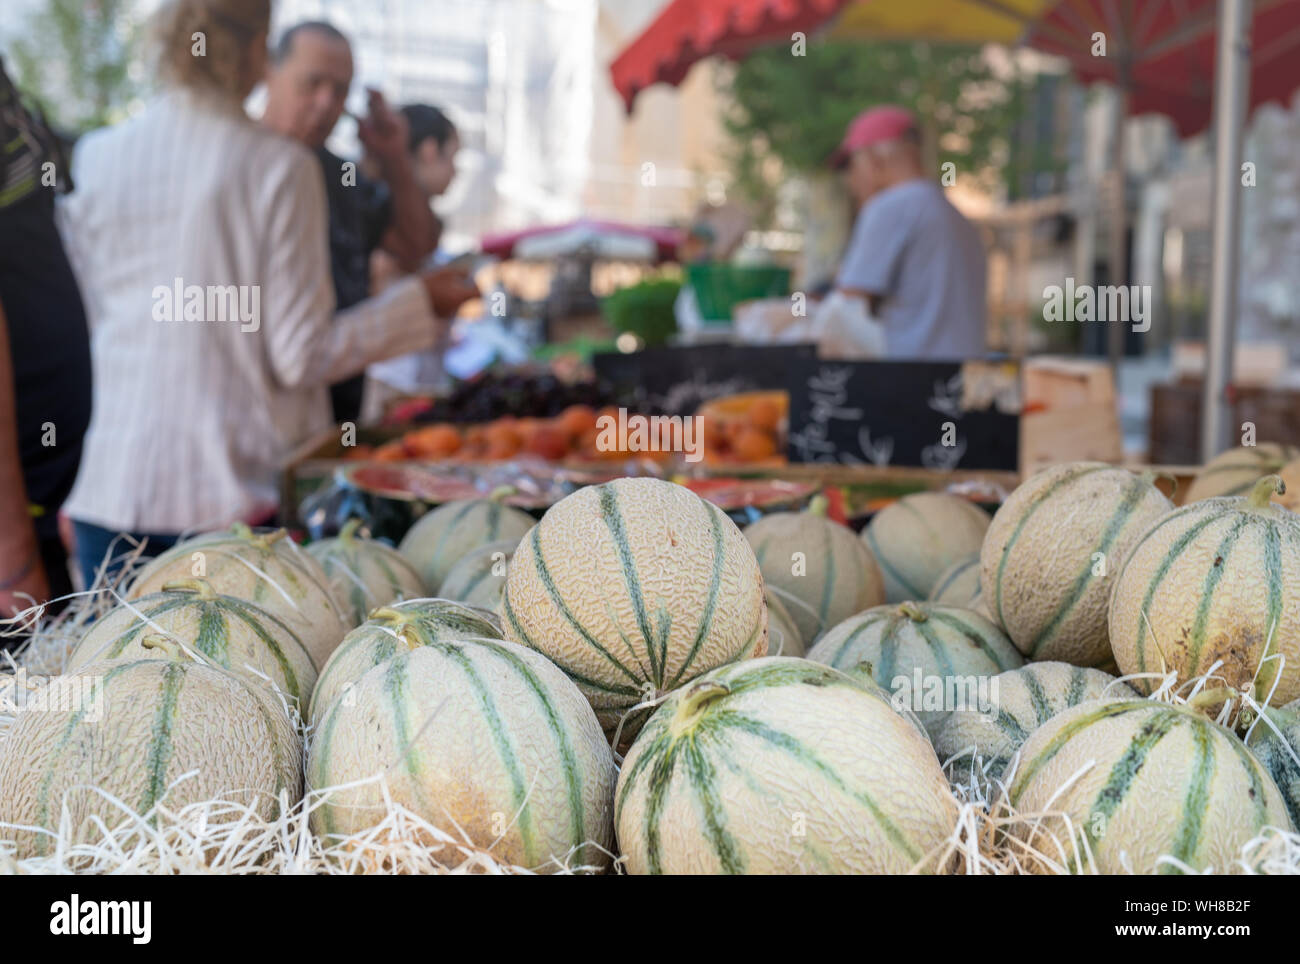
[309,597,502,725]
[743,496,884,648]
[308,520,427,624]
[308,637,615,872]
[0,647,301,859]
[806,601,1022,736]
[863,493,989,602]
[398,494,534,594]
[1245,698,1300,830]
[1184,443,1300,503]
[1008,699,1291,874]
[439,539,518,610]
[129,524,352,669]
[614,656,958,874]
[979,462,1173,666]
[933,661,1133,775]
[67,578,318,707]
[928,553,982,607]
[1109,476,1300,704]
[502,477,767,742]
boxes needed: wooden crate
[1148,382,1300,466]
[1020,357,1123,476]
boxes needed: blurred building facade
[274,0,730,250]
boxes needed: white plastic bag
[810,290,886,359]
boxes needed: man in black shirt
[0,57,91,622]
[261,21,439,423]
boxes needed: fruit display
[13,448,1300,877]
[1008,700,1292,874]
[307,519,428,624]
[1183,442,1300,502]
[806,601,1022,736]
[695,390,788,466]
[309,638,616,872]
[398,491,536,593]
[1109,476,1300,704]
[927,553,983,610]
[615,658,959,874]
[500,477,767,741]
[862,492,990,602]
[0,647,301,859]
[743,495,885,647]
[933,662,1133,776]
[129,524,352,670]
[308,598,503,726]
[980,463,1172,667]
[438,539,518,610]
[66,579,318,710]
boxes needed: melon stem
[339,518,363,544]
[487,485,516,503]
[671,680,730,734]
[140,634,183,659]
[161,578,216,600]
[898,601,928,622]
[1247,475,1285,509]
[805,494,829,517]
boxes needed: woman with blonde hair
[57,0,476,588]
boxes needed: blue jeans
[72,520,182,592]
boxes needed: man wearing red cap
[830,105,987,359]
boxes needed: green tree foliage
[721,40,1061,217]
[9,0,141,133]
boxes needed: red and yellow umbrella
[611,0,1300,135]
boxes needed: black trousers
[0,186,92,616]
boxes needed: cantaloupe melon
[933,662,1133,775]
[309,638,615,872]
[1245,698,1300,829]
[743,495,884,647]
[129,524,351,669]
[928,554,981,607]
[614,657,958,874]
[307,519,426,624]
[980,462,1173,666]
[501,477,767,739]
[1109,476,1300,704]
[1184,443,1300,503]
[398,492,534,593]
[308,598,502,725]
[438,539,518,610]
[764,587,804,657]
[806,602,1022,736]
[862,492,989,602]
[0,645,301,859]
[1007,699,1292,874]
[67,579,317,708]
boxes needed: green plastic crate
[686,263,791,323]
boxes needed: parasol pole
[1201,0,1252,461]
[1106,70,1130,370]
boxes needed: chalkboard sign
[785,359,1021,470]
[594,344,818,415]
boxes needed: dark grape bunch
[415,369,618,423]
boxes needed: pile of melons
[5,444,1300,876]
